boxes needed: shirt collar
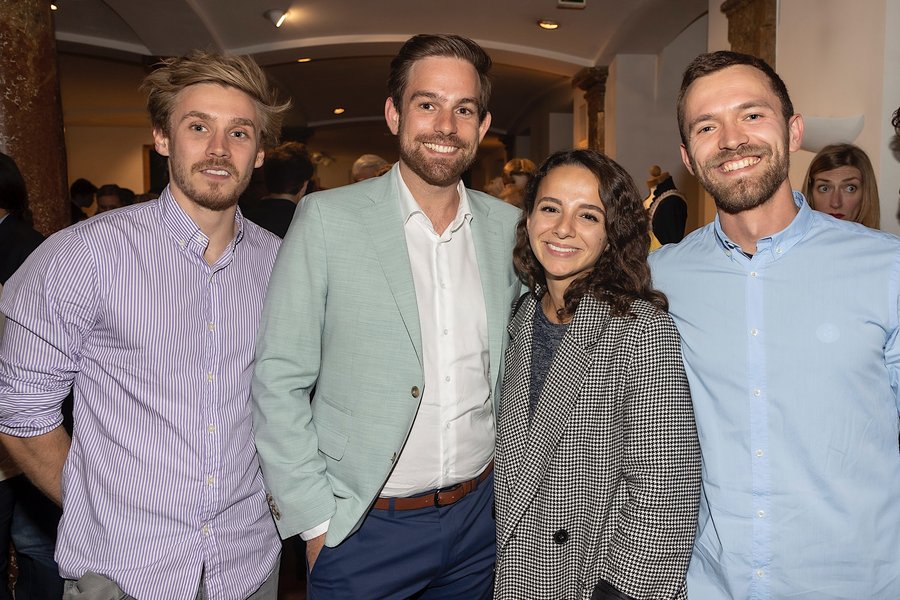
[395,164,472,233]
[713,191,813,260]
[158,185,244,258]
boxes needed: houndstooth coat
[494,293,700,600]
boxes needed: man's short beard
[170,157,248,212]
[397,117,478,187]
[693,142,789,215]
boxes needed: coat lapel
[360,170,423,366]
[469,194,512,390]
[498,295,612,550]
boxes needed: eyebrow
[180,111,257,129]
[814,176,861,183]
[538,196,605,213]
[409,91,479,107]
[687,100,775,133]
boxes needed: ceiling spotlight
[333,108,345,115]
[296,57,312,63]
[264,9,287,28]
[537,19,560,30]
[50,3,58,9]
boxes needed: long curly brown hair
[513,149,667,320]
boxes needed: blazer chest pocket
[312,396,351,461]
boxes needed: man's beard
[398,128,478,188]
[693,142,789,215]
[170,156,248,212]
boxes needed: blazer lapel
[360,170,423,366]
[469,195,513,390]
[498,296,611,550]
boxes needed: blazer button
[411,386,420,398]
[553,529,568,545]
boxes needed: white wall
[606,15,709,230]
[65,125,154,195]
[778,0,900,233]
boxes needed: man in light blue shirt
[650,51,900,599]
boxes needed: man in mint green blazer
[251,34,521,599]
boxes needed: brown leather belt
[373,461,494,511]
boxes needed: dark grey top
[528,303,569,421]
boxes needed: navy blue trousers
[307,473,496,600]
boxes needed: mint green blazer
[251,168,522,545]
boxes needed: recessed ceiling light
[333,108,345,115]
[264,9,287,28]
[537,19,560,30]
[296,57,312,63]
[50,3,58,9]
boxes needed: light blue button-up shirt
[650,193,900,600]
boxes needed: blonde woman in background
[803,143,880,228]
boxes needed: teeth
[721,157,759,172]
[205,169,229,176]
[548,243,578,254]
[423,142,457,154]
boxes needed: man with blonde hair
[0,50,289,599]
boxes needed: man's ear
[385,97,400,135]
[152,128,170,157]
[254,148,265,170]
[477,111,492,144]
[788,114,804,153]
[680,144,695,176]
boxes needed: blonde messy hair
[141,49,291,148]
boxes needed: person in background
[350,153,391,183]
[252,34,520,599]
[68,178,94,223]
[0,50,289,600]
[498,157,536,209]
[245,141,314,238]
[493,149,700,600]
[650,50,900,599]
[802,143,880,228]
[95,184,123,213]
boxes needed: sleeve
[0,231,98,436]
[251,196,336,539]
[601,310,701,599]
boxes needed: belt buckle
[433,489,442,508]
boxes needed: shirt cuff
[300,520,329,541]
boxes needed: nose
[718,120,749,150]
[434,109,457,136]
[829,190,843,209]
[554,213,575,238]
[207,129,230,158]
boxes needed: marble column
[0,0,69,235]
[573,66,609,153]
[721,0,777,66]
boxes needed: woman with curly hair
[494,149,700,600]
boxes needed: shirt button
[757,510,765,518]
[201,524,210,536]
[443,329,449,335]
[208,322,216,331]
[775,247,783,254]
[725,250,732,257]
[207,475,215,486]
[444,376,450,382]
[753,389,761,397]
[756,569,765,578]
[755,449,764,457]
[751,328,759,336]
[440,281,447,289]
[750,271,758,278]
[207,372,214,382]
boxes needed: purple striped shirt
[0,188,281,600]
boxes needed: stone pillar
[0,0,69,235]
[721,0,777,66]
[573,66,609,153]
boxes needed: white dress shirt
[381,167,494,497]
